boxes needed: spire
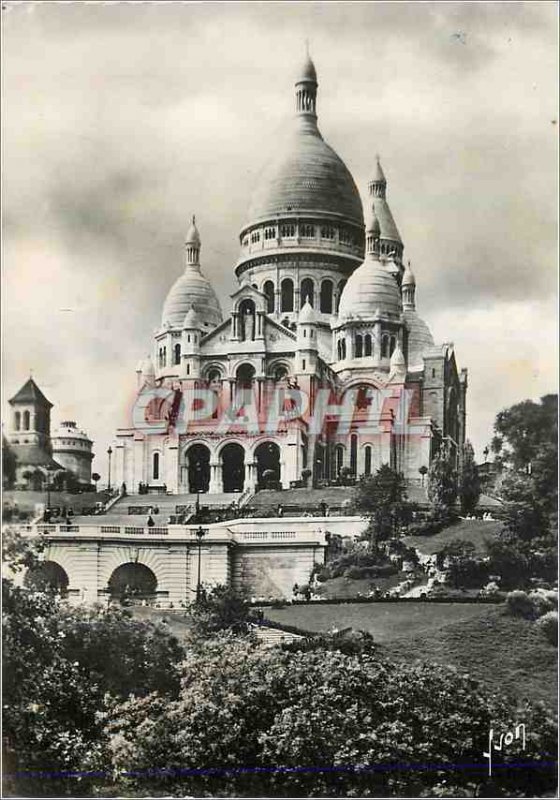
[185,215,201,268]
[368,155,387,199]
[365,206,381,259]
[295,46,319,134]
[402,260,416,311]
[390,340,407,377]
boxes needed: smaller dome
[405,310,435,369]
[402,264,416,286]
[183,306,200,329]
[297,54,317,84]
[185,216,201,246]
[299,299,316,323]
[162,268,222,329]
[338,259,402,321]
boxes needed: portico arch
[108,562,157,602]
[185,443,211,493]
[220,442,245,493]
[255,441,281,488]
[24,561,69,596]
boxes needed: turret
[389,340,407,380]
[181,306,201,379]
[402,262,416,311]
[295,47,318,131]
[185,215,201,267]
[368,155,386,199]
[296,298,318,374]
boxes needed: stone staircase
[73,492,246,526]
[250,623,305,646]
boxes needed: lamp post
[195,525,206,603]
[107,446,113,492]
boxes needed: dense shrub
[106,634,557,798]
[344,563,398,580]
[406,510,460,537]
[536,611,558,646]
[529,589,558,618]
[505,590,536,619]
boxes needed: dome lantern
[185,215,201,268]
[295,45,318,129]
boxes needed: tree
[106,633,557,798]
[437,538,485,589]
[2,436,17,489]
[458,440,481,515]
[353,464,408,550]
[91,472,101,491]
[428,444,457,512]
[184,584,258,637]
[2,531,185,797]
[492,394,557,474]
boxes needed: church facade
[114,55,467,497]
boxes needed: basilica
[113,54,467,497]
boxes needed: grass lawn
[262,601,494,641]
[404,519,503,556]
[382,608,558,710]
[315,572,405,599]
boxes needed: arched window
[320,279,333,314]
[236,363,255,389]
[300,224,315,238]
[364,445,372,476]
[341,339,347,360]
[364,334,373,356]
[335,445,344,476]
[381,335,389,358]
[174,343,181,365]
[152,452,160,481]
[300,278,314,307]
[14,411,21,431]
[355,334,363,358]
[336,280,346,312]
[350,435,358,475]
[23,410,30,430]
[263,280,275,314]
[281,278,294,312]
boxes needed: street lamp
[45,465,56,517]
[195,525,206,603]
[107,446,113,492]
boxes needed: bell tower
[8,377,53,450]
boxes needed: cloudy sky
[3,1,558,479]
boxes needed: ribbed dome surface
[338,258,402,320]
[404,310,434,368]
[162,266,222,329]
[247,130,364,226]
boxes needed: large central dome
[247,130,364,226]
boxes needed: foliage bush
[406,510,460,537]
[105,633,557,798]
[344,563,398,580]
[505,590,537,619]
[536,611,558,646]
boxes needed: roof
[338,258,402,321]
[161,265,223,329]
[246,126,364,228]
[11,444,64,469]
[185,216,201,246]
[297,54,317,84]
[299,298,317,323]
[371,196,402,243]
[404,310,435,369]
[372,156,386,184]
[9,378,53,408]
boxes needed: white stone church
[113,53,467,498]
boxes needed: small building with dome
[113,53,467,495]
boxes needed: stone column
[209,460,222,494]
[246,460,257,491]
